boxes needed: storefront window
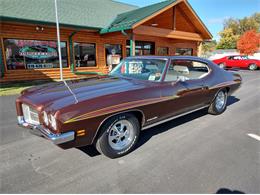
[157,47,169,56]
[175,48,193,56]
[105,44,122,66]
[74,42,96,67]
[4,39,68,70]
[126,41,155,56]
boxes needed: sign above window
[3,39,68,70]
[19,46,58,60]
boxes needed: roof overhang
[133,25,203,41]
[100,0,212,40]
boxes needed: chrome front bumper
[18,116,75,145]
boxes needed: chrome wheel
[249,64,257,71]
[215,91,226,111]
[108,120,135,151]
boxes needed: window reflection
[4,39,68,70]
[74,42,96,67]
[175,48,193,56]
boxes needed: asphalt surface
[0,70,259,193]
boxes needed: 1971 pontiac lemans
[213,55,260,70]
[16,56,242,158]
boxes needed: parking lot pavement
[0,70,259,193]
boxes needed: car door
[159,59,210,119]
[226,56,237,67]
[241,56,250,68]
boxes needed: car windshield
[109,58,167,82]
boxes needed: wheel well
[225,87,230,94]
[211,87,230,104]
[92,110,144,144]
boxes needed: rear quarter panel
[204,62,241,103]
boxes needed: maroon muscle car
[16,56,242,158]
[213,55,260,70]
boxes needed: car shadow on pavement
[77,96,240,157]
[135,95,240,151]
[135,108,209,150]
[77,145,101,157]
[216,188,245,194]
[226,95,240,106]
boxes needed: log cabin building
[0,0,212,82]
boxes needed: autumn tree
[216,28,239,49]
[237,30,260,55]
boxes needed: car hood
[20,76,146,111]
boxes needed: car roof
[125,55,211,63]
[226,55,247,57]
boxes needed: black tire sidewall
[97,114,140,158]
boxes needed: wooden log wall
[0,22,198,82]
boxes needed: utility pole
[54,0,63,81]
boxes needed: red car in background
[213,55,260,71]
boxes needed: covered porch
[101,0,212,57]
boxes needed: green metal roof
[0,0,138,29]
[0,0,212,38]
[100,0,177,34]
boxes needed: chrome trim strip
[142,105,209,130]
[147,116,158,122]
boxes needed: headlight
[43,111,49,125]
[49,114,57,130]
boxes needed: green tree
[216,28,239,49]
[201,40,217,54]
[239,17,259,34]
[223,13,260,35]
[252,13,260,27]
[217,12,260,49]
[223,18,240,35]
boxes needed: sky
[116,0,260,40]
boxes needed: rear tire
[95,113,140,158]
[208,89,228,115]
[248,63,258,71]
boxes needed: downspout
[0,43,4,78]
[69,31,106,76]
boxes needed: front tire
[248,63,258,71]
[208,89,228,115]
[95,113,140,158]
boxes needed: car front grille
[22,104,40,125]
